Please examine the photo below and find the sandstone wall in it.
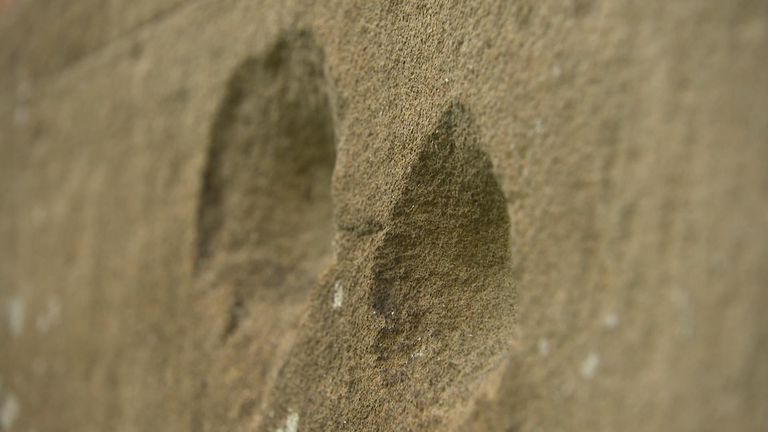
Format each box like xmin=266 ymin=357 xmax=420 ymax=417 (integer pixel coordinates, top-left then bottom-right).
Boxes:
xmin=1 ymin=1 xmax=766 ymax=431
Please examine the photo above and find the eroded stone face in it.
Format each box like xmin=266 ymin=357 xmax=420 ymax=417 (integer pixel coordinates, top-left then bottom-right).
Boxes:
xmin=190 ymin=31 xmax=517 ymax=431
xmin=256 ymin=102 xmax=516 ymax=431
xmin=3 ymin=2 xmax=768 ymax=431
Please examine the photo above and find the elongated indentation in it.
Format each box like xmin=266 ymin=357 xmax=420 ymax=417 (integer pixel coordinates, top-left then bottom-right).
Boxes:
xmin=371 ymin=103 xmax=513 ymax=369
xmin=191 ymin=31 xmax=336 ymax=432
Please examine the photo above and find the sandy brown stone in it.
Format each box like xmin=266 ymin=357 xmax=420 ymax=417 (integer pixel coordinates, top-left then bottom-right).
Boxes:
xmin=0 ymin=1 xmax=766 ymax=431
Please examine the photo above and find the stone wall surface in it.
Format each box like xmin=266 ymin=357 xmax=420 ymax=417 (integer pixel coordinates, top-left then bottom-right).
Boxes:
xmin=0 ymin=1 xmax=766 ymax=431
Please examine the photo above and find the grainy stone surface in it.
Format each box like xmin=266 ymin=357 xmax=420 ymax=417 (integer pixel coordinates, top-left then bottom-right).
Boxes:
xmin=0 ymin=1 xmax=766 ymax=431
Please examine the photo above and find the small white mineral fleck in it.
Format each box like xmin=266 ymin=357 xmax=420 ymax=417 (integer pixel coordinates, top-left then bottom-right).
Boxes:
xmin=580 ymin=352 xmax=600 ymax=379
xmin=0 ymin=393 xmax=20 ymax=429
xmin=603 ymin=312 xmax=619 ymax=329
xmin=35 ymin=297 xmax=62 ymax=334
xmin=332 ymin=281 xmax=344 ymax=309
xmin=7 ymin=297 xmax=25 ymax=337
xmin=538 ymin=338 xmax=550 ymax=356
xmin=552 ymin=65 xmax=562 ymax=79
xmin=275 ymin=412 xmax=299 ymax=432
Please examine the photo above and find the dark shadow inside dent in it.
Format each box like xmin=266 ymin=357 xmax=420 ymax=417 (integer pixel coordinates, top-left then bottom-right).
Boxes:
xmin=195 ymin=30 xmax=336 ymax=339
xmin=371 ymin=103 xmax=514 ymax=369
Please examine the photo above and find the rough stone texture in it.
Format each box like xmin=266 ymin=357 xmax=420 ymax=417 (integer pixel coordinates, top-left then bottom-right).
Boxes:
xmin=1 ymin=1 xmax=767 ymax=431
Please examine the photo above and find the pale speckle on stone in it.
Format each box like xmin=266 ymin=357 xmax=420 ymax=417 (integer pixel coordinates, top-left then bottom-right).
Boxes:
xmin=35 ymin=297 xmax=62 ymax=334
xmin=332 ymin=281 xmax=344 ymax=309
xmin=671 ymin=286 xmax=694 ymax=337
xmin=410 ymin=346 xmax=425 ymax=359
xmin=275 ymin=412 xmax=299 ymax=432
xmin=17 ymin=81 xmax=31 ymax=100
xmin=559 ymin=378 xmax=576 ymax=398
xmin=0 ymin=392 xmax=20 ymax=430
xmin=738 ymin=17 xmax=767 ymax=44
xmin=551 ymin=64 xmax=562 ymax=79
xmin=32 ymin=358 xmax=47 ymax=376
xmin=538 ymin=338 xmax=550 ymax=356
xmin=13 ymin=81 xmax=31 ymax=128
xmin=580 ymin=352 xmax=600 ymax=379
xmin=13 ymin=105 xmax=29 ymax=127
xmin=30 ymin=205 xmax=47 ymax=226
xmin=7 ymin=297 xmax=26 ymax=337
xmin=603 ymin=312 xmax=619 ymax=329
